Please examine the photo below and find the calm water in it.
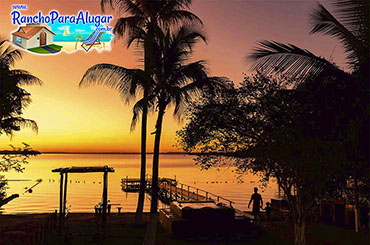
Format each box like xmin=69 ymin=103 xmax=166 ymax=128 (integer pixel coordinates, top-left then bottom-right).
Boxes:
xmin=2 ymin=154 xmax=279 ymax=214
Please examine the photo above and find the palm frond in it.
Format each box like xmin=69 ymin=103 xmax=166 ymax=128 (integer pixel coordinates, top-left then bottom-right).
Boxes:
xmin=169 ymin=60 xmax=208 ymax=86
xmin=113 ymin=16 xmax=146 ymax=40
xmin=0 ymin=39 xmax=41 ymax=138
xmin=1 ymin=117 xmax=38 ymax=137
xmin=21 ymin=94 xmax=32 ymax=108
xmin=101 ymin=0 xmax=145 ymax=16
xmin=310 ymin=2 xmax=369 ymax=68
xmin=248 ymin=40 xmax=341 ymax=81
xmin=160 ymin=0 xmax=193 ymax=12
xmin=159 ymin=10 xmax=203 ymax=28
xmin=125 ymin=27 xmax=147 ymax=48
xmin=159 ymin=26 xmax=207 ymax=75
xmin=172 ymin=25 xmax=207 ymax=50
xmin=15 ymin=118 xmax=38 ymax=134
xmin=9 ymin=70 xmax=43 ymax=86
xmin=100 ymin=0 xmax=113 ymax=13
xmin=0 ymin=39 xmax=9 ymax=56
xmin=80 ymin=63 xmax=149 ymax=103
xmin=170 ymin=76 xmax=229 ymax=120
xmin=332 ymin=0 xmax=369 ymax=44
xmin=180 ymin=76 xmax=229 ymax=96
xmin=121 ymin=0 xmax=146 ymax=16
xmin=0 ymin=42 xmax=23 ymax=67
xmin=131 ymin=94 xmax=156 ymax=131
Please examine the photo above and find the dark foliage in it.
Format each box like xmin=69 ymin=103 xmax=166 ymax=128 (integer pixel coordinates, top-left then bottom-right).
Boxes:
xmin=0 ymin=39 xmax=42 ymax=137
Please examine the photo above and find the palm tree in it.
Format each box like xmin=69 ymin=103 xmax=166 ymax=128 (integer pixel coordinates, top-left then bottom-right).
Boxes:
xmin=0 ymin=39 xmax=42 ymax=137
xmin=98 ymin=0 xmax=203 ymax=224
xmin=142 ymin=25 xmax=227 ymax=245
xmin=74 ymin=33 xmax=84 ymax=50
xmin=247 ymin=1 xmax=369 ymax=243
xmin=248 ymin=1 xmax=369 ymax=83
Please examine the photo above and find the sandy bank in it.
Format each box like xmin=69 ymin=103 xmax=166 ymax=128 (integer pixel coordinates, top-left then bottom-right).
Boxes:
xmin=54 ymin=41 xmax=111 ymax=53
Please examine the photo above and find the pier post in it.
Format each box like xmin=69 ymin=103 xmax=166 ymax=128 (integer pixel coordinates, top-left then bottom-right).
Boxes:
xmin=169 ymin=183 xmax=172 ymax=202
xmin=196 ymin=189 xmax=199 ymax=201
xmin=206 ymin=192 xmax=208 ymax=201
xmin=164 ymin=182 xmax=167 ymax=201
xmin=188 ymin=186 xmax=190 ymax=199
xmin=175 ymin=183 xmax=178 ymax=201
xmin=59 ymin=172 xmax=64 ymax=231
xmin=102 ymin=171 xmax=108 ymax=226
xmin=181 ymin=184 xmax=183 ymax=199
xmin=126 ymin=176 xmax=128 ymax=191
xmin=63 ymin=173 xmax=68 ymax=217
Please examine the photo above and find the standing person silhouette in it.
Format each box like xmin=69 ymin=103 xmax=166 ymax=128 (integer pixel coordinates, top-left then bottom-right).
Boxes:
xmin=248 ymin=187 xmax=263 ymax=220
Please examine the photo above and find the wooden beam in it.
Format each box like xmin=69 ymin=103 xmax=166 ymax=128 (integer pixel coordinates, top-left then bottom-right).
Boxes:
xmin=52 ymin=166 xmax=114 ymax=173
xmin=102 ymin=171 xmax=108 ymax=225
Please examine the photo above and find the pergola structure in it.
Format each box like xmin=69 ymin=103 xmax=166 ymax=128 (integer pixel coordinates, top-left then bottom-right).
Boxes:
xmin=52 ymin=166 xmax=115 ymax=228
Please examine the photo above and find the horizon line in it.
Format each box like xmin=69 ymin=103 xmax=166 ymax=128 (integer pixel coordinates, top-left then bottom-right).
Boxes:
xmin=39 ymin=151 xmax=195 ymax=155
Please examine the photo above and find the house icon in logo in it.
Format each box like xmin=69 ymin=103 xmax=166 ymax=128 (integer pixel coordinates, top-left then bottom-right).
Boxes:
xmin=11 ymin=23 xmax=55 ymax=49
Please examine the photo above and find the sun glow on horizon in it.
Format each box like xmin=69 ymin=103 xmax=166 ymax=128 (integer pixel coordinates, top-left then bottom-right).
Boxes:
xmin=0 ymin=0 xmax=347 ymax=153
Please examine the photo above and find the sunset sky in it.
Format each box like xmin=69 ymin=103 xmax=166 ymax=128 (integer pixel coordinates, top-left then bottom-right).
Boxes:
xmin=0 ymin=0 xmax=347 ymax=153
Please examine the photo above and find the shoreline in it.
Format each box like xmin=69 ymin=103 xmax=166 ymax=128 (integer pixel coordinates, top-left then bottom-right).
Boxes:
xmin=0 ymin=151 xmax=196 ymax=155
xmin=54 ymin=41 xmax=111 ymax=53
xmin=39 ymin=152 xmax=194 ymax=154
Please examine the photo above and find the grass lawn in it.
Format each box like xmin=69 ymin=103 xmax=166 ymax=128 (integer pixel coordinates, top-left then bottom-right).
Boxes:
xmin=48 ymin=44 xmax=63 ymax=51
xmin=27 ymin=47 xmax=50 ymax=54
xmin=0 ymin=213 xmax=368 ymax=245
xmin=28 ymin=44 xmax=63 ymax=54
xmin=264 ymin=221 xmax=369 ymax=245
xmin=306 ymin=222 xmax=369 ymax=245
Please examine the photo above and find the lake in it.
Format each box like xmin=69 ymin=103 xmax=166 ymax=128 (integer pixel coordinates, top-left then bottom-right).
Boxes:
xmin=2 ymin=154 xmax=279 ymax=214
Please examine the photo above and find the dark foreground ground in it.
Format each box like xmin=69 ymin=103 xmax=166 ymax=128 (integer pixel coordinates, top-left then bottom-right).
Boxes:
xmin=0 ymin=213 xmax=368 ymax=245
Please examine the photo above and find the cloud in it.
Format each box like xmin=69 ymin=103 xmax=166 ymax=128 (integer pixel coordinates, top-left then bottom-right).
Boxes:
xmin=75 ymin=29 xmax=88 ymax=33
xmin=57 ymin=26 xmax=69 ymax=31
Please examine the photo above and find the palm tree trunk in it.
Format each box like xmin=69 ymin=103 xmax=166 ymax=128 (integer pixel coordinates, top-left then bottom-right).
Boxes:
xmin=134 ymin=30 xmax=153 ymax=225
xmin=143 ymin=103 xmax=166 ymax=245
xmin=150 ymin=107 xmax=165 ymax=213
xmin=132 ymin=94 xmax=148 ymax=225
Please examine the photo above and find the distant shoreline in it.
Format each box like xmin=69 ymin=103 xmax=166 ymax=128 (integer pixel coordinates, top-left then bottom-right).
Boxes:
xmin=39 ymin=152 xmax=196 ymax=155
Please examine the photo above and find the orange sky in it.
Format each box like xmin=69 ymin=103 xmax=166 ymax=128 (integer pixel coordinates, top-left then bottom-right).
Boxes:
xmin=0 ymin=0 xmax=347 ymax=153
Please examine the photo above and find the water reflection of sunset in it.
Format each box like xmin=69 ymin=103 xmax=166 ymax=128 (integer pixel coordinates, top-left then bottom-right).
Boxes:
xmin=3 ymin=154 xmax=279 ymax=213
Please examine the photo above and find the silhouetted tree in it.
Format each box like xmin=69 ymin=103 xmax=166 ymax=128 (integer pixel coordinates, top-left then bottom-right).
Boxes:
xmin=138 ymin=25 xmax=227 ymax=244
xmin=0 ymin=38 xmax=42 ymax=206
xmin=0 ymin=143 xmax=40 ymax=206
xmin=247 ymin=0 xmax=369 ymax=235
xmin=177 ymin=72 xmax=360 ymax=245
xmin=0 ymin=39 xmax=42 ymax=136
xmin=97 ymin=0 xmax=202 ymax=226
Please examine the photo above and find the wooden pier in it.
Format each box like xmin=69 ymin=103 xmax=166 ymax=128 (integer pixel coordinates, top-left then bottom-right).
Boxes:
xmin=121 ymin=176 xmax=235 ymax=207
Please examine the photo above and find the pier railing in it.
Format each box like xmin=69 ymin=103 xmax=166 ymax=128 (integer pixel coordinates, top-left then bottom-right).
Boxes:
xmin=160 ymin=180 xmax=235 ymax=207
xmin=121 ymin=175 xmax=236 ymax=208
